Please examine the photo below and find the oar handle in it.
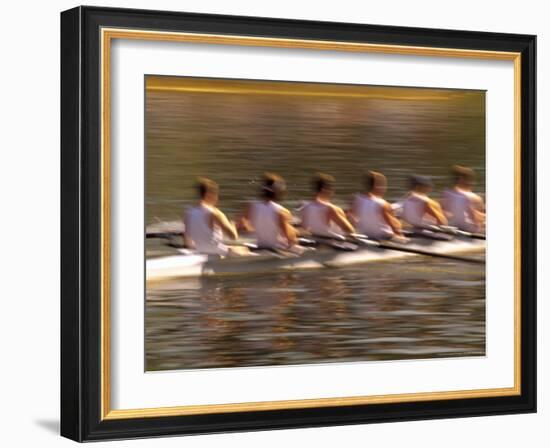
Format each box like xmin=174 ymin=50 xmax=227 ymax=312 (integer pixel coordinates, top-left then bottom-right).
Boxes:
xmin=425 ymin=225 xmax=486 ymax=240
xmin=146 ymin=230 xmax=183 ymax=239
xmin=377 ymin=241 xmax=484 ymax=264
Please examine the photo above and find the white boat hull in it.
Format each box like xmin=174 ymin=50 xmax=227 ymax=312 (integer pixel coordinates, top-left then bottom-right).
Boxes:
xmin=146 ymin=237 xmax=485 ymax=283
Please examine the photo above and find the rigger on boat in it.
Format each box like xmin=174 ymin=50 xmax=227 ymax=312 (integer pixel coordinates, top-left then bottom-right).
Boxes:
xmin=146 ymin=169 xmax=486 ymax=282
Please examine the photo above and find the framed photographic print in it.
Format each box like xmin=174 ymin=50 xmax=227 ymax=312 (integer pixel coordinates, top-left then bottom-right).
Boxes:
xmin=60 ymin=6 xmax=536 ymax=442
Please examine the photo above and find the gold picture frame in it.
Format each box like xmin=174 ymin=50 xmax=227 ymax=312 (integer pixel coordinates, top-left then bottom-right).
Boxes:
xmin=61 ymin=6 xmax=536 ymax=441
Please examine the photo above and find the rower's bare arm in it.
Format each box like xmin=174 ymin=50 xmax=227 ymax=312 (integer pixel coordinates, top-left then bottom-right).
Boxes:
xmin=212 ymin=208 xmax=238 ymax=240
xmin=440 ymin=192 xmax=452 ymax=219
xmin=278 ymin=208 xmax=298 ymax=246
xmin=237 ymin=204 xmax=253 ymax=232
xmin=471 ymin=209 xmax=485 ymax=229
xmin=462 ymin=202 xmax=478 ymax=226
xmin=469 ymin=198 xmax=486 ymax=227
xmin=329 ymin=204 xmax=355 ymax=234
xmin=426 ymin=199 xmax=448 ymax=226
xmin=382 ymin=202 xmax=403 ymax=235
xmin=473 ymin=194 xmax=486 ymax=213
xmin=473 ymin=209 xmax=486 ymax=224
xmin=347 ymin=197 xmax=358 ymax=224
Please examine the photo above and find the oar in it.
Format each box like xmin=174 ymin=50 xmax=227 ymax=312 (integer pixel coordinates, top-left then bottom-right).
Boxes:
xmin=146 ymin=230 xmax=183 ymax=239
xmin=423 ymin=225 xmax=486 ymax=240
xmin=351 ymin=237 xmax=484 ymax=264
xmin=312 ymin=233 xmax=483 ymax=263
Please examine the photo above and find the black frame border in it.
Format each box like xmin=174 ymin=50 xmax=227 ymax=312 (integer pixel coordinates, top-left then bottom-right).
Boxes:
xmin=61 ymin=6 xmax=536 ymax=442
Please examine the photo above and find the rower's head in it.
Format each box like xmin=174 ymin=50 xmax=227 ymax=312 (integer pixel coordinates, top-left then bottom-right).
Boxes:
xmin=452 ymin=165 xmax=476 ymax=190
xmin=196 ymin=177 xmax=219 ymax=205
xmin=410 ymin=175 xmax=433 ymax=194
xmin=313 ymin=172 xmax=335 ymax=199
xmin=365 ymin=171 xmax=387 ymax=196
xmin=261 ymin=172 xmax=286 ymax=201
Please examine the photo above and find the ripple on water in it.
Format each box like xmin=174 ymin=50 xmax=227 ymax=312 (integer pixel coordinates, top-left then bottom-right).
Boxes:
xmin=146 ymin=256 xmax=486 ymax=371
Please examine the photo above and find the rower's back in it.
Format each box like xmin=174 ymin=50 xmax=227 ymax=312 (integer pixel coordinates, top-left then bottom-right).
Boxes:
xmin=442 ymin=166 xmax=483 ymax=232
xmin=185 ymin=204 xmax=227 ymax=255
xmin=301 ymin=201 xmax=339 ymax=237
xmin=442 ymin=188 xmax=479 ymax=231
xmin=249 ymin=200 xmax=285 ymax=248
xmin=401 ymin=175 xmax=441 ymax=228
xmin=354 ymin=194 xmax=393 ymax=239
xmin=402 ymin=193 xmax=434 ymax=227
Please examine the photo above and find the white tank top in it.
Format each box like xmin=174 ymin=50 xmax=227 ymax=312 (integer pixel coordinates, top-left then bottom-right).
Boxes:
xmin=184 ymin=205 xmax=228 ymax=255
xmin=301 ymin=201 xmax=341 ymax=237
xmin=402 ymin=193 xmax=436 ymax=227
xmin=354 ymin=194 xmax=393 ymax=239
xmin=442 ymin=188 xmax=478 ymax=231
xmin=250 ymin=201 xmax=286 ymax=248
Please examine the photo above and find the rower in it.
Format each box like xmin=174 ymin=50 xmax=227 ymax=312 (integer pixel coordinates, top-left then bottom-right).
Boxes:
xmin=300 ymin=173 xmax=355 ymax=238
xmin=239 ymin=173 xmax=300 ymax=251
xmin=401 ymin=175 xmax=448 ymax=229
xmin=441 ymin=165 xmax=485 ymax=232
xmin=349 ymin=171 xmax=405 ymax=241
xmin=183 ymin=178 xmax=244 ymax=256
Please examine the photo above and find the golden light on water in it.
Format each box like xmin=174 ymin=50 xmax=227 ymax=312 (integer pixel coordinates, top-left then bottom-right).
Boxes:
xmin=146 ymin=75 xmax=483 ymax=101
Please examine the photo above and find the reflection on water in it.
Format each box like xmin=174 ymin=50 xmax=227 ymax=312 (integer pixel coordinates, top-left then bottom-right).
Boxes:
xmin=146 ymin=257 xmax=485 ymax=371
xmin=145 ymin=78 xmax=486 ymax=371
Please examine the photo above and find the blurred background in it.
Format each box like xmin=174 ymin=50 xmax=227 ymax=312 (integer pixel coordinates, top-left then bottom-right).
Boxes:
xmin=146 ymin=76 xmax=485 ymax=221
xmin=145 ymin=76 xmax=486 ymax=371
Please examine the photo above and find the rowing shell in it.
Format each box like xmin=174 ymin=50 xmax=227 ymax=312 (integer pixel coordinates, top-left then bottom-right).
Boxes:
xmin=146 ymin=236 xmax=485 ymax=283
